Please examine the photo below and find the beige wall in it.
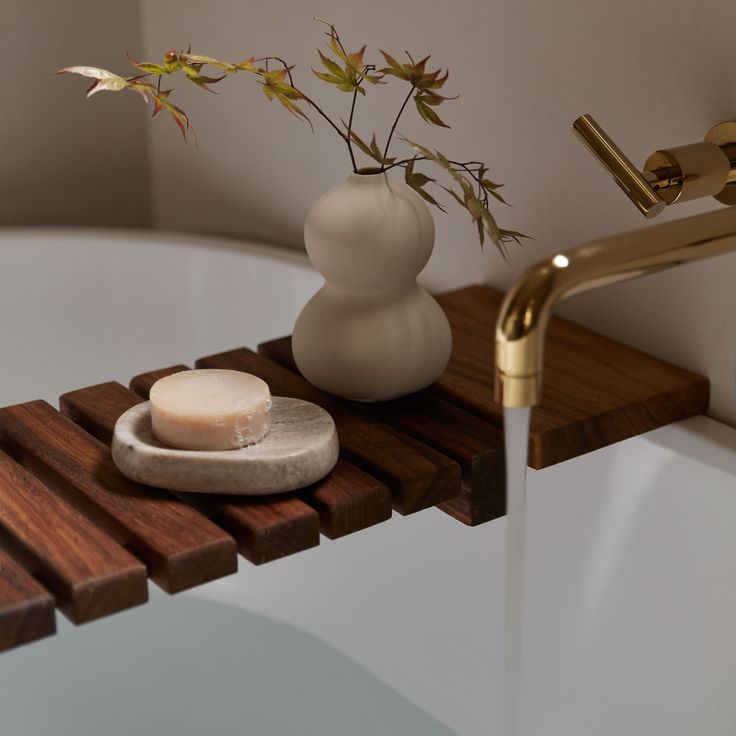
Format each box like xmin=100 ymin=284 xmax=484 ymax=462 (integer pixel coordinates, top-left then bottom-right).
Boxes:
xmin=0 ymin=0 xmax=151 ymax=227
xmin=140 ymin=0 xmax=736 ymax=426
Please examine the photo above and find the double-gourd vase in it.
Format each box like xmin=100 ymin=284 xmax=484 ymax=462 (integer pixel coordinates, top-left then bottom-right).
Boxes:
xmin=293 ymin=171 xmax=452 ymax=401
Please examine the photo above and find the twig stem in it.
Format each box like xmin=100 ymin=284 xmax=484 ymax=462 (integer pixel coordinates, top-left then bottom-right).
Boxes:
xmin=380 ymin=85 xmax=415 ymax=170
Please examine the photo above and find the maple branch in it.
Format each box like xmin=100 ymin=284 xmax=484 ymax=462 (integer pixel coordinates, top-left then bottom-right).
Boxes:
xmin=381 ymin=85 xmax=416 ymax=171
xmin=57 ymin=20 xmax=528 ymax=255
xmin=345 ymin=65 xmax=375 ymax=173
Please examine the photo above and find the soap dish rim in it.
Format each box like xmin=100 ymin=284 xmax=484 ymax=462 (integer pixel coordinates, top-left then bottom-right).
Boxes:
xmin=111 ymin=397 xmax=339 ymax=495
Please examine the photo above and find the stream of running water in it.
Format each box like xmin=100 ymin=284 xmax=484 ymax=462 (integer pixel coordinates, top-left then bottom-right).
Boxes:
xmin=503 ymin=406 xmax=531 ymax=736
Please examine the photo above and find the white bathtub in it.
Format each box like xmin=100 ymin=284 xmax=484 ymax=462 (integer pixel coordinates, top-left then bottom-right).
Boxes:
xmin=2 ymin=229 xmax=736 ymax=736
xmin=0 ymin=228 xmax=321 ymax=409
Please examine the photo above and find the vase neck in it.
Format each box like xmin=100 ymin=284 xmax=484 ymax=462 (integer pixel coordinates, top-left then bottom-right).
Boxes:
xmin=346 ymin=171 xmax=391 ymax=189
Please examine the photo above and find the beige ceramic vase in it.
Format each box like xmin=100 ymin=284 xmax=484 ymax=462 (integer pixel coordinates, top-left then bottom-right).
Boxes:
xmin=292 ymin=170 xmax=452 ymax=402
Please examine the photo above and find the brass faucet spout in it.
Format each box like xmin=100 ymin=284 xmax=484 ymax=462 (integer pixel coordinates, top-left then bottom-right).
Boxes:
xmin=495 ymin=207 xmax=736 ymax=407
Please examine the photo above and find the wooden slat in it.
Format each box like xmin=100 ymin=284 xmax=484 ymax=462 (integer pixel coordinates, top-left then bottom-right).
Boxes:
xmin=0 ymin=549 xmax=56 ymax=652
xmin=199 ymin=492 xmax=319 ymax=564
xmin=380 ymin=396 xmax=504 ymax=524
xmin=129 ymin=365 xmax=189 ymax=398
xmin=60 ymin=382 xmax=322 ymax=564
xmin=435 ymin=285 xmax=710 ymax=468
xmin=258 ymin=337 xmax=505 ymax=525
xmin=295 ymin=461 xmax=393 ymax=537
xmin=61 ymin=380 xmax=144 ymax=446
xmin=0 ymin=401 xmax=237 ymax=592
xmin=196 ymin=349 xmax=462 ymax=515
xmin=128 ymin=370 xmax=393 ymax=540
xmin=0 ymin=449 xmax=147 ymax=623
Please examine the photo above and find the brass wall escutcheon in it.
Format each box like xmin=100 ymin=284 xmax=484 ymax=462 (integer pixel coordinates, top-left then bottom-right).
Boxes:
xmin=705 ymin=121 xmax=736 ymax=204
xmin=572 ymin=114 xmax=736 ymax=217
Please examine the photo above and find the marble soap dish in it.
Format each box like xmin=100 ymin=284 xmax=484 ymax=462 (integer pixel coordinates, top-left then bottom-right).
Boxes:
xmin=111 ymin=398 xmax=339 ymax=495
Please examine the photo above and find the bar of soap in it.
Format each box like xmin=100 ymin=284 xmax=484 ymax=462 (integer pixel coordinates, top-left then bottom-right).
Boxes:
xmin=150 ymin=369 xmax=271 ymax=451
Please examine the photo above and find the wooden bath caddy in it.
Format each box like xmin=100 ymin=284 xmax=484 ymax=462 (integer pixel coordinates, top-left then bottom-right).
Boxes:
xmin=0 ymin=285 xmax=709 ymax=653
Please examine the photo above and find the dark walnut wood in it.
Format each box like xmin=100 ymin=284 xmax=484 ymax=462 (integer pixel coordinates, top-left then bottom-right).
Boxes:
xmin=435 ymin=285 xmax=710 ymax=468
xmin=0 ymin=548 xmax=56 ymax=652
xmin=128 ymin=369 xmax=393 ymax=541
xmin=0 ymin=401 xmax=238 ymax=593
xmin=61 ymin=381 xmax=322 ymax=564
xmin=258 ymin=337 xmax=505 ymax=525
xmin=197 ymin=492 xmax=319 ymax=564
xmin=61 ymin=380 xmax=147 ymax=447
xmin=295 ymin=461 xmax=393 ymax=538
xmin=0 ymin=449 xmax=148 ymax=624
xmin=129 ymin=365 xmax=189 ymax=399
xmin=196 ymin=349 xmax=462 ymax=515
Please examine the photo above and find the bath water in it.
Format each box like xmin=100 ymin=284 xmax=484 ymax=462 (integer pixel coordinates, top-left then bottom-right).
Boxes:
xmin=503 ymin=407 xmax=531 ymax=736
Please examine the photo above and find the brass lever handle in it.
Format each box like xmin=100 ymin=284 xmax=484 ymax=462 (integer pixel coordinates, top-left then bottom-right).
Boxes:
xmin=573 ymin=114 xmax=736 ymax=218
xmin=572 ymin=114 xmax=666 ymax=218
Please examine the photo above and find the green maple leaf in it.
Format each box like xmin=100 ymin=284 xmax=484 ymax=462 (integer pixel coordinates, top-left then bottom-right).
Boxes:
xmin=348 ymin=130 xmax=394 ymax=165
xmin=414 ymin=92 xmax=450 ymax=128
xmin=404 ymin=158 xmax=445 ymax=211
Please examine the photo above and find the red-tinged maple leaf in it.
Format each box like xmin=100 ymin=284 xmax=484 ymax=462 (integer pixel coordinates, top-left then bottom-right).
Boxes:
xmin=144 ymin=88 xmax=191 ymax=140
xmin=126 ymin=78 xmax=157 ymax=102
xmin=312 ymin=22 xmax=383 ymax=93
xmin=257 ymin=67 xmax=313 ymax=128
xmin=380 ymin=52 xmax=453 ymax=93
